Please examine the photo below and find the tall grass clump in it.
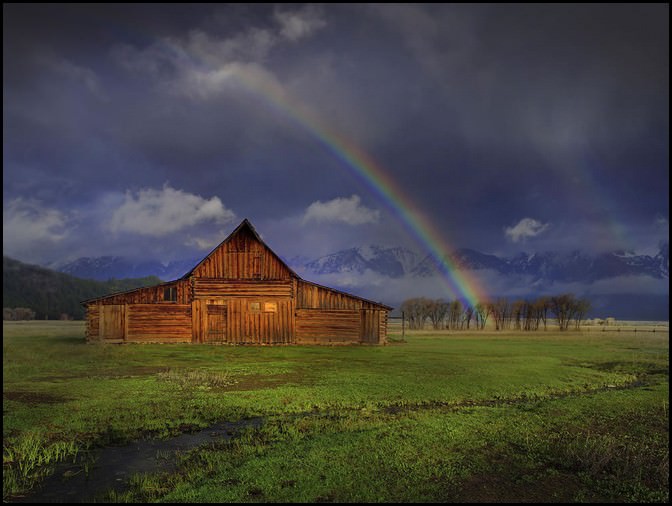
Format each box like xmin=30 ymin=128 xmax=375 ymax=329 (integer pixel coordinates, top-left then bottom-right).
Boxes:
xmin=156 ymin=368 xmax=238 ymax=389
xmin=3 ymin=432 xmax=80 ymax=500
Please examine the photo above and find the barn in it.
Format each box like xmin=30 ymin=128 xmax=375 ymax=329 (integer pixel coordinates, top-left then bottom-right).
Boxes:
xmin=82 ymin=219 xmax=391 ymax=345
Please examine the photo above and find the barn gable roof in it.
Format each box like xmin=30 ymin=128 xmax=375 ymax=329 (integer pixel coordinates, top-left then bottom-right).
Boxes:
xmin=80 ymin=279 xmax=178 ymax=305
xmin=298 ymin=278 xmax=393 ymax=311
xmin=181 ymin=218 xmax=298 ymax=279
xmin=81 ymin=219 xmax=392 ymax=310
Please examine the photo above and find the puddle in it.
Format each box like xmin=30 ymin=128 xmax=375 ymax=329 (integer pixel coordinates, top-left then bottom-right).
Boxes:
xmin=13 ymin=417 xmax=264 ymax=503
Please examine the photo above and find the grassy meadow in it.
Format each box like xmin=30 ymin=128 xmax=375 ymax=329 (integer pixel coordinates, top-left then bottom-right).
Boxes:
xmin=3 ymin=320 xmax=669 ymax=502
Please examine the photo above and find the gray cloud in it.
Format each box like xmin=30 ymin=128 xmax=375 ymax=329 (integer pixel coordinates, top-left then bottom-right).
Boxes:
xmin=3 ymin=198 xmax=72 ymax=264
xmin=2 ymin=3 xmax=668 ymax=287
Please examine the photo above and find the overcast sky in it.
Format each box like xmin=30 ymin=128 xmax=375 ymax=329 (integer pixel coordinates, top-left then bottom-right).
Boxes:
xmin=3 ymin=4 xmax=669 ymax=270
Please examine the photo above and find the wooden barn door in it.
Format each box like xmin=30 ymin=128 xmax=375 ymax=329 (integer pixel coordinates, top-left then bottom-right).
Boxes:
xmin=100 ymin=304 xmax=125 ymax=341
xmin=205 ymin=304 xmax=227 ymax=343
xmin=360 ymin=309 xmax=380 ymax=344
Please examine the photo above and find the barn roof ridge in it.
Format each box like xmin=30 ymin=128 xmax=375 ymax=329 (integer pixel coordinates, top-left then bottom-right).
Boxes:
xmin=80 ymin=218 xmax=392 ymax=310
xmin=180 ymin=218 xmax=300 ymax=280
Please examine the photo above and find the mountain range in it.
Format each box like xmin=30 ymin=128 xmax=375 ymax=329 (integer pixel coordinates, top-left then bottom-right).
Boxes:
xmin=5 ymin=240 xmax=669 ymax=320
xmin=54 ymin=242 xmax=669 ymax=284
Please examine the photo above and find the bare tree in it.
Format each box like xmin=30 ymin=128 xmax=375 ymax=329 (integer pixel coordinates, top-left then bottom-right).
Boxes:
xmin=12 ymin=307 xmax=36 ymax=321
xmin=474 ymin=302 xmax=490 ymax=330
xmin=572 ymin=298 xmax=591 ymax=330
xmin=489 ymin=298 xmax=511 ymax=331
xmin=447 ymin=300 xmax=463 ymax=330
xmin=522 ymin=300 xmax=536 ymax=331
xmin=427 ymin=299 xmax=449 ymax=329
xmin=511 ymin=299 xmax=526 ymax=330
xmin=463 ymin=305 xmax=474 ymax=330
xmin=401 ymin=297 xmax=433 ymax=330
xmin=535 ymin=296 xmax=551 ymax=330
xmin=551 ymin=294 xmax=576 ymax=331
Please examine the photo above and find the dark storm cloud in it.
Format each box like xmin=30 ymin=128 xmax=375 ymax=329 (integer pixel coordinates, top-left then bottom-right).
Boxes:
xmin=3 ymin=3 xmax=668 ymax=269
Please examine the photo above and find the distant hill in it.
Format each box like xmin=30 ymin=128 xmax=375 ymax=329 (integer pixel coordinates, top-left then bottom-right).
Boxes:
xmin=55 ymin=256 xmax=198 ymax=282
xmin=3 ymin=256 xmax=162 ymax=320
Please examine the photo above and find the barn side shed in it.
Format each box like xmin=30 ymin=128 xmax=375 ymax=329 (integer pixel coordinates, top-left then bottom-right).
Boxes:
xmin=82 ymin=219 xmax=392 ymax=345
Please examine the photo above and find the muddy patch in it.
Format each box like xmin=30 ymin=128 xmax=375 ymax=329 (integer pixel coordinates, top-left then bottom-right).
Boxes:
xmin=11 ymin=417 xmax=264 ymax=503
xmin=224 ymin=371 xmax=311 ymax=391
xmin=582 ymin=360 xmax=669 ymax=377
xmin=382 ymin=378 xmax=652 ymax=416
xmin=3 ymin=391 xmax=71 ymax=405
xmin=93 ymin=366 xmax=169 ymax=379
xmin=37 ymin=366 xmax=168 ymax=382
xmin=454 ymin=467 xmax=607 ymax=503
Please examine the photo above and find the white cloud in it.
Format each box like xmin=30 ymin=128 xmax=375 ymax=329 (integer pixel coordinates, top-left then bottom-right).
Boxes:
xmin=184 ymin=229 xmax=229 ymax=250
xmin=113 ymin=6 xmax=326 ymax=101
xmin=274 ymin=5 xmax=327 ymax=42
xmin=3 ymin=198 xmax=71 ymax=262
xmin=109 ymin=184 xmax=235 ymax=237
xmin=170 ymin=61 xmax=282 ymax=101
xmin=302 ymin=195 xmax=380 ymax=226
xmin=504 ymin=217 xmax=550 ymax=243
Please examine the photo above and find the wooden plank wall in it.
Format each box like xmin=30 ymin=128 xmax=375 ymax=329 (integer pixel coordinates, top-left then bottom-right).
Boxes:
xmin=240 ymin=298 xmax=294 ymax=344
xmin=100 ymin=304 xmax=125 ymax=342
xmin=297 ymin=281 xmax=364 ymax=310
xmin=84 ymin=223 xmax=391 ymax=345
xmin=85 ymin=304 xmax=100 ymax=341
xmin=193 ymin=279 xmax=292 ymax=298
xmin=191 ymin=227 xmax=292 ymax=280
xmin=93 ymin=279 xmax=191 ymax=305
xmin=126 ymin=304 xmax=192 ymax=343
xmin=379 ymin=310 xmax=388 ymax=344
xmin=295 ymin=309 xmax=361 ymax=344
xmin=360 ymin=309 xmax=380 ymax=344
xmin=192 ymin=297 xmax=294 ymax=345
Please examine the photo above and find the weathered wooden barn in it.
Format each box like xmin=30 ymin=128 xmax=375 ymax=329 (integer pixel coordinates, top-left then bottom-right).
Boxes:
xmin=82 ymin=219 xmax=391 ymax=345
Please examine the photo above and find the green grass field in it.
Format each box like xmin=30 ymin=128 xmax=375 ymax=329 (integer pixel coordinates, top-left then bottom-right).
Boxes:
xmin=3 ymin=321 xmax=669 ymax=502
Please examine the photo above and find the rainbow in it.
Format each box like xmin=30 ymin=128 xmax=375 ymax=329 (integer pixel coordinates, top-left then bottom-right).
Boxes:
xmin=213 ymin=65 xmax=489 ymax=307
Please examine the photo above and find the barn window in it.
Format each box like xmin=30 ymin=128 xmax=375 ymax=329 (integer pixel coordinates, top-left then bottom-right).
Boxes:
xmin=264 ymin=302 xmax=277 ymax=313
xmin=249 ymin=302 xmax=261 ymax=312
xmin=163 ymin=287 xmax=177 ymax=302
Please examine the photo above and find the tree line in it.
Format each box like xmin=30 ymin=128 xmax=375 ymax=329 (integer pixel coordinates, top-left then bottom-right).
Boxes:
xmin=3 ymin=256 xmax=163 ymax=320
xmin=400 ymin=294 xmax=591 ymax=331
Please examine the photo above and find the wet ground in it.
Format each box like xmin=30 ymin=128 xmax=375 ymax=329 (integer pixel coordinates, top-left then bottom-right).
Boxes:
xmin=14 ymin=417 xmax=264 ymax=503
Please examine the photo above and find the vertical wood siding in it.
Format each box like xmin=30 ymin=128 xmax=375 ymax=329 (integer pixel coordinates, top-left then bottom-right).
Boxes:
xmin=99 ymin=304 xmax=125 ymax=342
xmin=191 ymin=227 xmax=292 ymax=280
xmin=91 ymin=279 xmax=191 ymax=305
xmin=86 ymin=304 xmax=100 ymax=341
xmin=379 ymin=310 xmax=388 ymax=344
xmin=192 ymin=297 xmax=294 ymax=344
xmin=360 ymin=309 xmax=381 ymax=344
xmin=298 ymin=280 xmax=369 ymax=310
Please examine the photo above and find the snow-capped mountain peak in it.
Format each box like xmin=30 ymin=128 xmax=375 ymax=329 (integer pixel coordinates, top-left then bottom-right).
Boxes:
xmin=54 ymin=243 xmax=669 ymax=284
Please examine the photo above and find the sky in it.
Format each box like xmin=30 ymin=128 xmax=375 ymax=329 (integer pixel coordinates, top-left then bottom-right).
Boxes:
xmin=3 ymin=4 xmax=669 ymax=305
